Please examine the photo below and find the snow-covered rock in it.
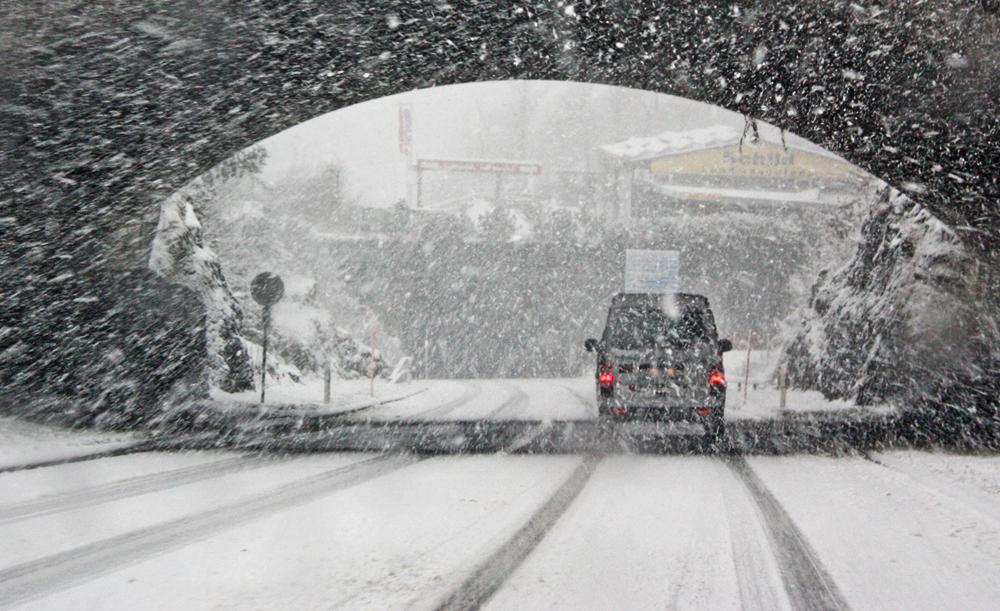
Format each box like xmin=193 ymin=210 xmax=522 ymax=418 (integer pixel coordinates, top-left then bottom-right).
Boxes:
xmin=149 ymin=192 xmax=255 ymax=393
xmin=783 ymin=187 xmax=999 ymax=415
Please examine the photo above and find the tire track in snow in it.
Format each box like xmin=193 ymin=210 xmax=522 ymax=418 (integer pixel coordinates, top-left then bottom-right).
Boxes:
xmin=0 ymin=454 xmax=281 ymax=525
xmin=407 ymin=381 xmax=483 ymax=419
xmin=0 ymin=442 xmax=155 ymax=475
xmin=561 ymin=384 xmax=595 ymax=412
xmin=501 ymin=385 xmax=591 ymax=454
xmin=716 ymin=460 xmax=792 ymax=611
xmin=0 ymin=434 xmax=221 ymax=475
xmin=314 ymin=386 xmax=431 ymax=419
xmin=561 ymin=384 xmax=601 ymax=425
xmin=0 ymin=453 xmax=424 ymax=608
xmin=435 ymin=455 xmax=601 ymax=611
xmin=501 ymin=428 xmax=545 ymax=454
xmin=483 ymin=381 xmax=529 ymax=420
xmin=724 ymin=455 xmax=849 ymax=611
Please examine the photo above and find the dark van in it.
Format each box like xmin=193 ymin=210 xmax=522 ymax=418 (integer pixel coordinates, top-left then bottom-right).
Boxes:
xmin=584 ymin=293 xmax=733 ymax=440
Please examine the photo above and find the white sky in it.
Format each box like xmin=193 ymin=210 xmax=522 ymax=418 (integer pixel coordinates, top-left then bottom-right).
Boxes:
xmin=257 ymin=80 xmax=821 ymax=208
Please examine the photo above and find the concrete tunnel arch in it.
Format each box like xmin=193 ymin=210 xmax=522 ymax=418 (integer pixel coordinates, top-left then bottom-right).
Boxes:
xmin=2 ymin=1 xmax=997 ymax=419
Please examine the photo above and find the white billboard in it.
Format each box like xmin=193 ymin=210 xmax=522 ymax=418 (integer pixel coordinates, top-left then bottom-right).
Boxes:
xmin=624 ymin=249 xmax=680 ymax=293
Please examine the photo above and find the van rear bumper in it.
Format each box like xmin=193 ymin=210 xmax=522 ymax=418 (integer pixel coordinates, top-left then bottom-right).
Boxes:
xmin=602 ymin=386 xmax=720 ymax=406
xmin=599 ymin=399 xmax=724 ymax=422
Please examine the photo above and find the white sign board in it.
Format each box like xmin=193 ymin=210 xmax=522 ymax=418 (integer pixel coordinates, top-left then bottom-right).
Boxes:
xmin=624 ymin=249 xmax=680 ymax=293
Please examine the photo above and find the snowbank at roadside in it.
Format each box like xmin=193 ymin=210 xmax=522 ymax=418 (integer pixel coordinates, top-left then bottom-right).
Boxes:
xmin=0 ymin=417 xmax=141 ymax=470
xmin=722 ymin=349 xmax=892 ymax=420
xmin=209 ymin=376 xmax=427 ymax=417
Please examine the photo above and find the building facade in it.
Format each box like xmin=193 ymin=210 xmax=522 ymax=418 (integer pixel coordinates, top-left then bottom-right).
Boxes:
xmin=598 ymin=126 xmax=868 ymax=220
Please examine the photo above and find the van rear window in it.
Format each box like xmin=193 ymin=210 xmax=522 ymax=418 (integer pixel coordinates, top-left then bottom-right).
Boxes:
xmin=604 ymin=306 xmax=709 ymax=349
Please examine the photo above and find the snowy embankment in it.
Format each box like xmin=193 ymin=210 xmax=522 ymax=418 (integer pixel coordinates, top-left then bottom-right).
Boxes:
xmin=207 ymin=330 xmax=416 ymax=418
xmin=209 ymin=378 xmax=428 ymax=417
xmin=0 ymin=417 xmax=141 ymax=471
xmin=722 ymin=349 xmax=890 ymax=420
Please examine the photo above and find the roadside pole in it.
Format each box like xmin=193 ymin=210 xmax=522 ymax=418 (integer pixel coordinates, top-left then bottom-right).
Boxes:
xmin=324 ymin=359 xmax=332 ymax=404
xmin=260 ymin=305 xmax=270 ymax=404
xmin=423 ymin=328 xmax=430 ymax=380
xmin=778 ymin=364 xmax=788 ymax=411
xmin=370 ymin=325 xmax=377 ymax=398
xmin=250 ymin=272 xmax=284 ymax=406
xmin=743 ymin=329 xmax=752 ymax=404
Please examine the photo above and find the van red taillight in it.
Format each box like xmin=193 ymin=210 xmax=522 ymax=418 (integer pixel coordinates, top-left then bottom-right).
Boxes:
xmin=598 ymin=371 xmax=615 ymax=386
xmin=708 ymin=371 xmax=725 ymax=386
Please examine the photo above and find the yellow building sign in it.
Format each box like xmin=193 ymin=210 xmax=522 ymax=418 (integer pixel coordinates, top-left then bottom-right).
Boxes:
xmin=648 ymin=141 xmax=859 ymax=182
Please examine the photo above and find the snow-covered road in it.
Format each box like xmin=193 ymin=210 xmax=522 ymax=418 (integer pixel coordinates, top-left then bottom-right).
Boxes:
xmin=1 ymin=451 xmax=997 ymax=609
xmin=0 ymin=384 xmax=996 ymax=610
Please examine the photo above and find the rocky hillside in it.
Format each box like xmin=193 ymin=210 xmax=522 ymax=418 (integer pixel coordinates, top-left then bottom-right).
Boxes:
xmin=783 ymin=187 xmax=999 ymax=421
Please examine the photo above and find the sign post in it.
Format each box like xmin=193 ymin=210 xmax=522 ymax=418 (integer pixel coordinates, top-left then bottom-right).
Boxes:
xmin=250 ymin=272 xmax=284 ymax=404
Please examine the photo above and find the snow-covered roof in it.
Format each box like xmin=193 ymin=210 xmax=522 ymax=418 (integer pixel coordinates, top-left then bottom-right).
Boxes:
xmin=601 ymin=125 xmax=739 ymax=160
xmin=600 ymin=125 xmax=840 ymax=162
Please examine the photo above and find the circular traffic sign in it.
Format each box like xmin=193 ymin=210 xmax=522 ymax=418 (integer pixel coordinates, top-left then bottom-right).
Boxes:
xmin=250 ymin=272 xmax=284 ymax=306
